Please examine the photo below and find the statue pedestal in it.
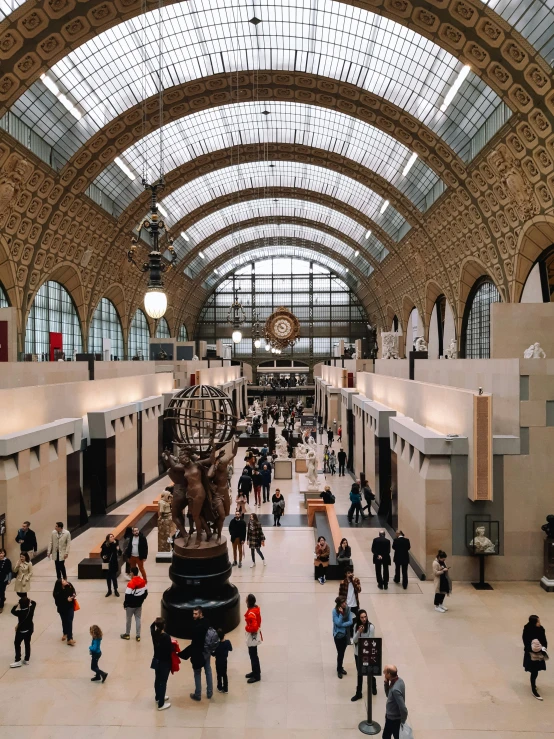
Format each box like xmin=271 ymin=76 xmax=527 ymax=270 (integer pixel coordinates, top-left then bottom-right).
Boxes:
xmin=161 ymin=534 xmax=240 ymax=638
xmin=300 ymin=473 xmax=326 ymax=493
xmin=295 ymin=458 xmax=307 ymax=473
xmin=274 ymin=458 xmax=293 ymax=479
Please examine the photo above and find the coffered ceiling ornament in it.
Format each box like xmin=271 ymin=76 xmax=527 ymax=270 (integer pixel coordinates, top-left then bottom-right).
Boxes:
xmin=487 ymin=144 xmax=540 ymax=222
xmin=264 ymin=306 xmax=301 ymax=350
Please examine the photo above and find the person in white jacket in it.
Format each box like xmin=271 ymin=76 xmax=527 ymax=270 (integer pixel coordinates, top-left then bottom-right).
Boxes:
xmin=351 ymin=609 xmax=377 ymax=702
xmin=47 ymin=522 xmax=71 ymax=579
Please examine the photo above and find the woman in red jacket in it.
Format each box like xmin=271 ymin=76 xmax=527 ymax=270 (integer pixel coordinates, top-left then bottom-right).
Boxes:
xmin=244 ymin=593 xmax=262 ymax=684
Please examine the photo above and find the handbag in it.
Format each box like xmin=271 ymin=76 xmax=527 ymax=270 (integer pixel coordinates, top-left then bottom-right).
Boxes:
xmin=73 ymin=598 xmax=80 ymax=612
xmin=150 ymin=657 xmax=160 ymax=670
xmin=101 ymin=562 xmax=109 ymax=570
xmin=399 ymin=723 xmax=414 ymax=739
xmin=246 ymin=630 xmax=262 ymax=647
xmin=529 ymin=651 xmax=547 ymax=661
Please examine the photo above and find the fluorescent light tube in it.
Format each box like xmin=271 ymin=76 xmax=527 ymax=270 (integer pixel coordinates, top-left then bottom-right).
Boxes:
xmin=440 ymin=65 xmax=471 ymax=112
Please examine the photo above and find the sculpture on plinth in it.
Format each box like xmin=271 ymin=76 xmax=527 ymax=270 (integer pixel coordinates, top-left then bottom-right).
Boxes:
xmin=381 ymin=332 xmax=399 ymax=359
xmin=524 ymin=342 xmax=547 ymax=359
xmin=158 ymin=488 xmax=175 ymax=552
xmin=275 ymin=434 xmax=289 ymax=459
xmin=414 ymin=336 xmax=427 ymax=352
xmin=469 ymin=525 xmax=497 ymax=554
xmin=445 ymin=338 xmax=457 ymax=359
xmin=160 ymin=385 xmax=240 ymax=638
xmin=306 ymin=449 xmax=320 ymax=491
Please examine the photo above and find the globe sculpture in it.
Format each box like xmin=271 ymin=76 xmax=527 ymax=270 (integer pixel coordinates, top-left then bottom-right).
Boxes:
xmin=161 ymin=385 xmax=240 ymax=638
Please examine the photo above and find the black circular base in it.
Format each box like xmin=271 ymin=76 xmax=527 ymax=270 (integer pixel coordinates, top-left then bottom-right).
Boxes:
xmin=358 ymin=720 xmax=381 ymax=735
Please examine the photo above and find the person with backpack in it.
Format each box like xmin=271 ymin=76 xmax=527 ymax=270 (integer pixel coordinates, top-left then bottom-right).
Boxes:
xmin=184 ymin=606 xmax=215 ymax=701
xmin=214 ymin=628 xmax=233 ymax=693
xmin=347 ymin=483 xmax=366 ymax=524
xmin=319 ymin=486 xmax=335 ymax=504
xmin=10 ymin=595 xmax=36 ymax=667
xmin=120 ymin=566 xmax=148 ymax=641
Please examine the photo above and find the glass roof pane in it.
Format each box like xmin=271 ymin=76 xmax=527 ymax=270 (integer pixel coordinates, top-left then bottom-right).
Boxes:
xmin=185 ymin=197 xmax=389 ymax=262
xmin=186 ymin=222 xmax=373 ymax=277
xmin=10 ymin=0 xmax=504 ymax=163
xmin=159 ymin=160 xmax=407 ymax=242
xmin=482 ymin=0 xmax=554 ymax=66
xmin=92 ymin=101 xmax=439 ymax=211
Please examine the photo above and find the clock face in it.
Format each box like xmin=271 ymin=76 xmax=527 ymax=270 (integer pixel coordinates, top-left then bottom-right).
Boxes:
xmin=274 ymin=317 xmax=293 ymax=338
xmin=265 ymin=307 xmax=300 ymax=349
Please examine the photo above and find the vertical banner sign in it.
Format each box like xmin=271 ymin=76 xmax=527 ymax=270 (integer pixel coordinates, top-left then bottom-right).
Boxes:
xmin=359 ymin=637 xmax=382 ymax=676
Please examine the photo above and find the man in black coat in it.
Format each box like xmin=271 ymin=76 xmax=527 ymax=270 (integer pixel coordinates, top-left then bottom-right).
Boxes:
xmin=229 ymin=511 xmax=247 ymax=568
xmin=238 ymin=472 xmax=253 ymax=504
xmin=371 ymin=530 xmax=391 ymax=590
xmin=392 ymin=530 xmax=411 ymax=589
xmin=15 ymin=522 xmax=38 ymax=559
xmin=125 ymin=527 xmax=148 ymax=582
xmin=337 ymin=448 xmax=347 ymax=476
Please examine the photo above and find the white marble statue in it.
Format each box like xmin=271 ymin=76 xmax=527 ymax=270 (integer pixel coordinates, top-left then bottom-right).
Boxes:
xmin=469 ymin=526 xmax=496 ymax=554
xmin=444 ymin=338 xmax=457 ymax=359
xmin=192 ymin=354 xmax=199 ymax=360
xmin=381 ymin=332 xmax=399 ymax=359
xmin=295 ymin=442 xmax=309 ymax=459
xmin=524 ymin=342 xmax=546 ymax=359
xmin=414 ymin=336 xmax=427 ymax=352
xmin=306 ymin=449 xmax=320 ymax=491
xmin=275 ymin=434 xmax=289 ymax=459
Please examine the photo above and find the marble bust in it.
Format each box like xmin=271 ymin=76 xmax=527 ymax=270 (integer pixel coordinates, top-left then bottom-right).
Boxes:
xmin=524 ymin=342 xmax=546 ymax=359
xmin=541 ymin=515 xmax=554 ymax=539
xmin=414 ymin=336 xmax=427 ymax=352
xmin=470 ymin=525 xmax=496 ymax=554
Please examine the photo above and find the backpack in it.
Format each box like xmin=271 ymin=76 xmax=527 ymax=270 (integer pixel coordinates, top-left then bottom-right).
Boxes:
xmin=329 ymin=492 xmax=336 ymax=503
xmin=204 ymin=626 xmax=220 ymax=655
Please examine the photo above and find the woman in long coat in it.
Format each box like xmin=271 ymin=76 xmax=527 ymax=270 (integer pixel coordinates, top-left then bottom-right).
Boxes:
xmin=13 ymin=553 xmax=33 ymax=596
xmin=247 ymin=513 xmax=266 ymax=568
xmin=100 ymin=533 xmax=121 ymax=597
xmin=523 ymin=615 xmax=548 ymax=700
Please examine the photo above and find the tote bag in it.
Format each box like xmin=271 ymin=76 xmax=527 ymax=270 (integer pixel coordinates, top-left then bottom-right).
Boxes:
xmin=399 ymin=723 xmax=414 ymax=739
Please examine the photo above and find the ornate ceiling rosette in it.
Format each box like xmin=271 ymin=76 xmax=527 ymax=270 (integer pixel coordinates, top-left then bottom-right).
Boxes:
xmin=264 ymin=306 xmax=301 ymax=350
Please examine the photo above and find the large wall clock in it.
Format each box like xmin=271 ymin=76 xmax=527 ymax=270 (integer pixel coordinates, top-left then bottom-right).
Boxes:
xmin=264 ymin=306 xmax=301 ymax=349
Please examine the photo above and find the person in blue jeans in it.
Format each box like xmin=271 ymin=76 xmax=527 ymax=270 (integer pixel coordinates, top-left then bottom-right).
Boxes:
xmin=151 ymin=618 xmax=172 ymax=710
xmin=214 ymin=628 xmax=233 ymax=693
xmin=180 ymin=606 xmax=213 ymax=701
xmin=89 ymin=625 xmax=108 ymax=682
xmin=332 ymin=596 xmax=353 ymax=679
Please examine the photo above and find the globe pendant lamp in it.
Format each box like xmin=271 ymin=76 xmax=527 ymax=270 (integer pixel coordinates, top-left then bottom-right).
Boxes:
xmin=265 ymin=343 xmax=271 ymax=352
xmin=232 ymin=329 xmax=243 ymax=344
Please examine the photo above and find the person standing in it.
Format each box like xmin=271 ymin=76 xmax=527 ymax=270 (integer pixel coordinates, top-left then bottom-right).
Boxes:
xmin=238 ymin=468 xmax=253 ymax=505
xmin=101 ymin=533 xmax=121 ymax=597
xmin=271 ymin=489 xmax=285 ymax=526
xmin=47 ymin=522 xmax=71 ymax=579
xmin=260 ymin=463 xmax=272 ymax=503
xmin=351 ymin=609 xmax=377 ymax=701
xmin=383 ymin=664 xmax=408 ymax=739
xmin=214 ymin=628 xmax=233 ymax=693
xmin=13 ymin=552 xmax=33 ymax=597
xmin=338 ymin=424 xmax=342 ymax=442
xmin=151 ymin=617 xmax=172 ymax=710
xmin=348 ymin=483 xmax=366 ymax=524
xmin=522 ymin=615 xmax=548 ymax=700
xmin=329 ymin=449 xmax=337 ymax=475
xmin=314 ymin=535 xmax=330 ymax=584
xmin=319 ymin=486 xmax=335 ymax=504
xmin=327 ymin=427 xmax=334 ymax=445
xmin=332 ymin=596 xmax=353 ymax=679
xmin=337 ymin=448 xmax=347 ymax=476
xmin=53 ymin=577 xmax=77 ymax=645
xmin=89 ymin=625 xmax=108 ymax=682
xmin=0 ymin=548 xmax=12 ymax=613
xmin=15 ymin=521 xmax=37 ymax=559
xmin=323 ymin=445 xmax=330 ymax=474
xmin=125 ymin=526 xmax=148 ymax=582
xmin=229 ymin=511 xmax=247 ymax=568
xmin=244 ymin=593 xmax=262 ymax=683
xmin=184 ymin=606 xmax=213 ymax=701
xmin=338 ymin=569 xmax=361 ymax=635
xmin=247 ymin=513 xmax=266 ymax=567
xmin=432 ymin=550 xmax=452 ymax=612
xmin=361 ymin=479 xmax=375 ymax=516
xmin=372 ymin=530 xmax=391 ymax=590
xmin=10 ymin=595 xmax=36 ymax=668
xmin=392 ymin=531 xmax=411 ymax=589
xmin=336 ymin=538 xmax=352 ymax=574
xmin=120 ymin=566 xmax=148 ymax=641
xmin=252 ymin=469 xmax=262 ymax=507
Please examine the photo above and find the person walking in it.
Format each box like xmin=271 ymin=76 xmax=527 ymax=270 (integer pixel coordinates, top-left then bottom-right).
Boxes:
xmin=238 ymin=468 xmax=253 ymax=505
xmin=120 ymin=566 xmax=148 ymax=641
xmin=329 ymin=449 xmax=337 ymax=475
xmin=10 ymin=595 xmax=36 ymax=668
xmin=432 ymin=550 xmax=452 ymax=612
xmin=13 ymin=552 xmax=33 ymax=597
xmin=53 ymin=577 xmax=77 ymax=645
xmin=337 ymin=448 xmax=347 ymax=476
xmin=247 ymin=513 xmax=266 ymax=567
xmin=245 ymin=593 xmax=262 ymax=683
xmin=101 ymin=533 xmax=121 ymax=597
xmin=338 ymin=569 xmax=361 ymax=636
xmin=184 ymin=606 xmax=214 ymax=702
xmin=392 ymin=531 xmax=411 ymax=590
xmin=383 ymin=664 xmax=408 ymax=739
xmin=271 ymin=489 xmax=285 ymax=526
xmin=214 ymin=628 xmax=233 ymax=693
xmin=338 ymin=424 xmax=342 ymax=442
xmin=0 ymin=548 xmax=13 ymax=613
xmin=260 ymin=463 xmax=272 ymax=503
xmin=125 ymin=526 xmax=148 ymax=582
xmin=332 ymin=596 xmax=353 ymax=679
xmin=323 ymin=445 xmax=330 ymax=474
xmin=47 ymin=522 xmax=71 ymax=579
xmin=361 ymin=479 xmax=375 ymax=516
xmin=315 ymin=535 xmax=330 ymax=584
xmin=351 ymin=609 xmax=377 ymax=701
xmin=252 ymin=469 xmax=262 ymax=507
xmin=15 ymin=521 xmax=37 ymax=559
xmin=327 ymin=427 xmax=334 ymax=445
xmin=348 ymin=482 xmax=366 ymax=524
xmin=319 ymin=485 xmax=335 ymax=504
xmin=151 ymin=617 xmax=172 ymax=710
xmin=89 ymin=624 xmax=108 ymax=683
xmin=523 ymin=614 xmax=548 ymax=700
xmin=372 ymin=530 xmax=391 ymax=590
xmin=229 ymin=510 xmax=247 ymax=568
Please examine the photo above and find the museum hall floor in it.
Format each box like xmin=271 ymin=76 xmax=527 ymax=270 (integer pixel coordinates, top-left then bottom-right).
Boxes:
xmin=0 ymin=429 xmax=552 ymax=739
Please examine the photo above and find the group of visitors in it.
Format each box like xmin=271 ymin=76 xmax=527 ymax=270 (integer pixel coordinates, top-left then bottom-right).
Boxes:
xmin=238 ymin=447 xmax=274 ymax=507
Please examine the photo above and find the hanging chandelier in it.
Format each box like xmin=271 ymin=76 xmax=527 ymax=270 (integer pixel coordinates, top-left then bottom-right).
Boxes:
xmin=252 ymin=310 xmax=262 ymax=349
xmin=127 ymin=180 xmax=177 ymax=319
xmin=227 ymin=287 xmax=246 ymax=343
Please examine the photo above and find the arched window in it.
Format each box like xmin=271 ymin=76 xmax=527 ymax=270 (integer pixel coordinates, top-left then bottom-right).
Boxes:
xmin=25 ymin=280 xmax=83 ymax=359
xmin=155 ymin=317 xmax=171 ymax=338
xmin=178 ymin=324 xmax=188 ymax=341
xmin=89 ymin=298 xmax=124 ymax=359
xmin=462 ymin=279 xmax=501 ymax=359
xmin=128 ymin=309 xmax=150 ymax=359
xmin=0 ymin=282 xmax=8 ymax=308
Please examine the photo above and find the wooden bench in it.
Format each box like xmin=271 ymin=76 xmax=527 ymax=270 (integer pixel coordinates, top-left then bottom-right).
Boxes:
xmin=77 ymin=496 xmax=160 ymax=580
xmin=303 ymin=491 xmax=322 ymax=508
xmin=307 ymin=501 xmax=353 ymax=580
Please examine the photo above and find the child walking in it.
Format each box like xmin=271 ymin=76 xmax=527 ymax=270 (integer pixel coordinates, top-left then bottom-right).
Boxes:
xmin=214 ymin=628 xmax=233 ymax=693
xmin=89 ymin=625 xmax=108 ymax=683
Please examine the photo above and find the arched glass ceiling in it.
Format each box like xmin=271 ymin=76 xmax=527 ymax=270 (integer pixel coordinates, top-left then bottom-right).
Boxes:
xmin=184 ymin=198 xmax=389 ymax=263
xmin=10 ymin=0 xmax=505 ymax=164
xmin=202 ymin=245 xmax=356 ymax=290
xmin=94 ymin=101 xmax=440 ymax=212
xmin=160 ymin=161 xmax=407 ymax=241
xmin=187 ymin=223 xmax=373 ymax=278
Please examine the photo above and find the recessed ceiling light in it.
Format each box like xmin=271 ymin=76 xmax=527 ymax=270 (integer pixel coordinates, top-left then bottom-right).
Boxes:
xmin=198 ymin=251 xmax=205 ymax=259
xmin=354 ymin=250 xmax=359 ymax=257
xmin=214 ymin=268 xmax=219 ymax=274
xmin=365 ymin=229 xmax=372 ymax=239
xmin=249 ymin=16 xmax=261 ymax=25
xmin=345 ymin=268 xmax=349 ymax=273
xmin=180 ymin=231 xmax=190 ymax=242
xmin=380 ymin=200 xmax=389 ymax=214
